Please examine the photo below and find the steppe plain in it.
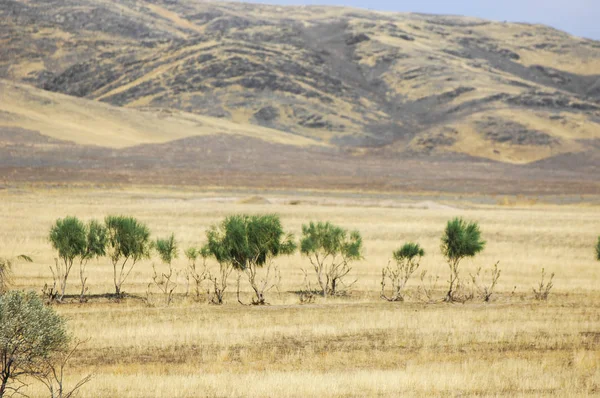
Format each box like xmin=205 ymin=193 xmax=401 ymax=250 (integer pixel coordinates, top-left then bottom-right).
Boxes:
xmin=1 ymin=186 xmax=598 ymax=397
xmin=1 ymin=0 xmax=600 ymax=396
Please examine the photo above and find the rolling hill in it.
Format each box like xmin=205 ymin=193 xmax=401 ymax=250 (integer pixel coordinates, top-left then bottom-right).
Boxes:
xmin=1 ymin=0 xmax=599 ymax=194
xmin=0 ymin=79 xmax=319 ymax=147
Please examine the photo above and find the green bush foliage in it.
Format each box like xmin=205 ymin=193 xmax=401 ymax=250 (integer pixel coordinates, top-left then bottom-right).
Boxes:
xmin=300 ymin=221 xmax=362 ymax=297
xmin=206 ymin=214 xmax=296 ymax=304
xmin=0 ymin=291 xmax=69 ymax=397
xmin=393 ymin=242 xmax=425 ymax=263
xmin=105 ymin=215 xmax=151 ymax=296
xmin=78 ymin=220 xmax=108 ymax=302
xmin=154 ymin=234 xmax=178 ymax=266
xmin=49 ymin=216 xmax=87 ymax=301
xmin=83 ymin=220 xmax=108 ymax=261
xmin=381 ymin=242 xmax=425 ymax=302
xmin=441 ymin=217 xmax=486 ymax=302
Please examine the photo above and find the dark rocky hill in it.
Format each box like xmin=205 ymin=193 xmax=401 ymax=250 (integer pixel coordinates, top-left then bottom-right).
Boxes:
xmin=1 ymin=0 xmax=599 ymax=194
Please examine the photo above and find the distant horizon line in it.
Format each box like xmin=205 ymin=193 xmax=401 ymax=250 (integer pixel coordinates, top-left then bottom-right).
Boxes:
xmin=233 ymin=0 xmax=599 ymax=41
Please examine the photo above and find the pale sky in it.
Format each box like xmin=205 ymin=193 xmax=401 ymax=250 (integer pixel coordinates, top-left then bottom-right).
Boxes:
xmin=245 ymin=0 xmax=599 ymax=40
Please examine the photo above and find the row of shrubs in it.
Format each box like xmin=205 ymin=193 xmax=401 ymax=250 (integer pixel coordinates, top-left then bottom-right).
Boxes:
xmin=43 ymin=214 xmax=492 ymax=305
xmin=5 ymin=213 xmax=599 ymax=306
xmin=1 ymin=215 xmax=599 ymax=397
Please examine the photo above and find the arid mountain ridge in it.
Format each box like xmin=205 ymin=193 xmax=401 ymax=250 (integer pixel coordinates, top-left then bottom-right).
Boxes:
xmin=1 ymin=0 xmax=599 ymax=194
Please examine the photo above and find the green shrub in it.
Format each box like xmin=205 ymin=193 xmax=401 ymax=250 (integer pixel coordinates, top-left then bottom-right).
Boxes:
xmin=105 ymin=215 xmax=151 ymax=296
xmin=0 ymin=291 xmax=69 ymax=396
xmin=78 ymin=220 xmax=108 ymax=302
xmin=49 ymin=216 xmax=87 ymax=301
xmin=154 ymin=234 xmax=178 ymax=266
xmin=206 ymin=214 xmax=296 ymax=305
xmin=441 ymin=217 xmax=485 ymax=302
xmin=381 ymin=242 xmax=424 ymax=302
xmin=151 ymin=234 xmax=179 ymax=305
xmin=300 ymin=221 xmax=362 ymax=297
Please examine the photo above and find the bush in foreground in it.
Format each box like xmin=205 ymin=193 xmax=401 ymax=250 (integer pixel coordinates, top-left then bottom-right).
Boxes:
xmin=0 ymin=291 xmax=69 ymax=397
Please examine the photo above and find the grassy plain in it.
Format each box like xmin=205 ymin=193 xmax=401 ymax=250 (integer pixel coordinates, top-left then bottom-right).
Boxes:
xmin=1 ymin=186 xmax=599 ymax=397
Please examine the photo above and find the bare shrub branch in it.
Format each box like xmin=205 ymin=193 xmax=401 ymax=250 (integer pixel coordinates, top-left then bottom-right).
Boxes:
xmin=415 ymin=270 xmax=440 ymax=303
xmin=298 ymin=268 xmax=316 ymax=304
xmin=470 ymin=261 xmax=502 ymax=302
xmin=533 ymin=268 xmax=554 ymax=300
xmin=381 ymin=243 xmax=424 ymax=302
xmin=184 ymin=248 xmax=208 ymax=301
xmin=35 ymin=339 xmax=93 ymax=398
xmin=150 ymin=234 xmax=179 ymax=306
xmin=150 ymin=264 xmax=179 ymax=306
xmin=0 ymin=255 xmax=32 ymax=295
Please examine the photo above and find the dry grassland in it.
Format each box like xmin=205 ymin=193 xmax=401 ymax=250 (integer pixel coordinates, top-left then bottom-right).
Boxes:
xmin=1 ymin=186 xmax=599 ymax=397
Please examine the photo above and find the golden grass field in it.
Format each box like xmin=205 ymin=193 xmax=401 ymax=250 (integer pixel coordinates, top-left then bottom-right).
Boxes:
xmin=1 ymin=186 xmax=599 ymax=397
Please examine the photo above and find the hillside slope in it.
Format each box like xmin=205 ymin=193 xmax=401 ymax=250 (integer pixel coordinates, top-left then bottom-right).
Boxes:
xmin=0 ymin=79 xmax=320 ymax=147
xmin=1 ymin=81 xmax=598 ymax=195
xmin=1 ymin=0 xmax=600 ymax=167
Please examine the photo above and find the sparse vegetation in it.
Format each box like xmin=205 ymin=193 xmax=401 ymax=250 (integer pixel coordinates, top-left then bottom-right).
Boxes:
xmin=105 ymin=216 xmax=151 ymax=297
xmin=1 ymin=188 xmax=599 ymax=397
xmin=416 ymin=270 xmax=440 ymax=303
xmin=298 ymin=268 xmax=316 ymax=304
xmin=381 ymin=242 xmax=424 ymax=302
xmin=300 ymin=221 xmax=362 ymax=297
xmin=151 ymin=234 xmax=179 ymax=305
xmin=441 ymin=218 xmax=486 ymax=302
xmin=470 ymin=262 xmax=502 ymax=302
xmin=533 ymin=268 xmax=555 ymax=300
xmin=0 ymin=2 xmax=599 ymax=395
xmin=184 ymin=247 xmax=208 ymax=300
